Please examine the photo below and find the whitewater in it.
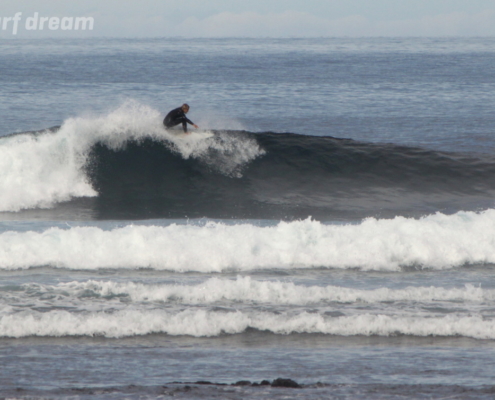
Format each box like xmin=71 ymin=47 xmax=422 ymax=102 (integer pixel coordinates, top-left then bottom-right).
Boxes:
xmin=18 ymin=277 xmax=492 ymax=305
xmin=1 ymin=210 xmax=495 ymax=271
xmin=3 ymin=310 xmax=495 ymax=340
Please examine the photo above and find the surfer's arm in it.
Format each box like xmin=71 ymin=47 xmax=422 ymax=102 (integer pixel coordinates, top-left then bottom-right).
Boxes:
xmin=185 ymin=117 xmax=198 ymax=129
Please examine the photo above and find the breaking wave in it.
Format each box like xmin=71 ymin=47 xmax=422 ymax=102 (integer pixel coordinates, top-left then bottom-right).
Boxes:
xmin=1 ymin=210 xmax=495 ymax=271
xmin=2 ymin=309 xmax=495 ymax=339
xmin=19 ymin=278 xmax=491 ymax=305
xmin=2 ymin=101 xmax=495 ymax=219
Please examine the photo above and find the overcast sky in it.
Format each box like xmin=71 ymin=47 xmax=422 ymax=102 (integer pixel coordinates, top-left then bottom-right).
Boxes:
xmin=1 ymin=0 xmax=495 ymax=37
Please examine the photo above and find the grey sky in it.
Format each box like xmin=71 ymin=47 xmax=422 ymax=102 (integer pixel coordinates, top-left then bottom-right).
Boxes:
xmin=1 ymin=0 xmax=495 ymax=37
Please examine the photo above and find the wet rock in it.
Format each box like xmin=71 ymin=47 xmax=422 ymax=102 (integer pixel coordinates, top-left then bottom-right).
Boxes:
xmin=271 ymin=378 xmax=301 ymax=388
xmin=233 ymin=380 xmax=252 ymax=386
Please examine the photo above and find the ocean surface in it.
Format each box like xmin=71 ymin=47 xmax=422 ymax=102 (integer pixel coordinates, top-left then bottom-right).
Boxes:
xmin=1 ymin=37 xmax=495 ymax=399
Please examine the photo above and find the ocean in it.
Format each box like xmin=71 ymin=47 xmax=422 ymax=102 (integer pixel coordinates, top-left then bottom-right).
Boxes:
xmin=1 ymin=37 xmax=495 ymax=399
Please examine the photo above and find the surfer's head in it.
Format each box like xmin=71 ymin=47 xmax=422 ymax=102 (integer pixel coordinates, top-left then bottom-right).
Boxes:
xmin=181 ymin=104 xmax=190 ymax=113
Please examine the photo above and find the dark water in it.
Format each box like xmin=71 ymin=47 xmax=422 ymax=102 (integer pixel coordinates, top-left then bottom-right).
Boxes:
xmin=87 ymin=130 xmax=495 ymax=220
xmin=3 ymin=334 xmax=495 ymax=399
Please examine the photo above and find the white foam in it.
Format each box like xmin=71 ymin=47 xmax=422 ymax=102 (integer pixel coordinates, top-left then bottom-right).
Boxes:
xmin=0 ymin=127 xmax=96 ymax=212
xmin=1 ymin=209 xmax=495 ymax=271
xmin=0 ymin=100 xmax=264 ymax=211
xmin=168 ymin=129 xmax=264 ymax=177
xmin=1 ymin=308 xmax=495 ymax=339
xmin=46 ymin=278 xmax=492 ymax=305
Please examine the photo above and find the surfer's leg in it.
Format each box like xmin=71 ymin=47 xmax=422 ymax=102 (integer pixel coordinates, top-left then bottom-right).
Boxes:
xmin=163 ymin=117 xmax=172 ymax=128
xmin=164 ymin=117 xmax=180 ymax=130
xmin=182 ymin=121 xmax=188 ymax=133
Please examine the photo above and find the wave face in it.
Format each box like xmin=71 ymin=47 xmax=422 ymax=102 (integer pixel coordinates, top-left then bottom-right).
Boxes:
xmin=2 ymin=102 xmax=495 ymax=219
xmin=87 ymin=131 xmax=495 ymax=220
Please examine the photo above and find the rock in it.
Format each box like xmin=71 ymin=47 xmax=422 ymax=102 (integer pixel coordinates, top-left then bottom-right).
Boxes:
xmin=233 ymin=380 xmax=252 ymax=386
xmin=271 ymin=378 xmax=301 ymax=388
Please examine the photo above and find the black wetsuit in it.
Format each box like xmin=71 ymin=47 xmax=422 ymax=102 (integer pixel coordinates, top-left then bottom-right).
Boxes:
xmin=163 ymin=107 xmax=194 ymax=133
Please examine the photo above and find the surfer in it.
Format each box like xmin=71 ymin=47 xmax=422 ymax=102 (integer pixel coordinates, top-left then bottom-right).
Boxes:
xmin=163 ymin=103 xmax=199 ymax=133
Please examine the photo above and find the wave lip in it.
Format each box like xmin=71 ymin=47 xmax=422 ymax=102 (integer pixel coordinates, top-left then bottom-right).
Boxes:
xmin=1 ymin=210 xmax=495 ymax=271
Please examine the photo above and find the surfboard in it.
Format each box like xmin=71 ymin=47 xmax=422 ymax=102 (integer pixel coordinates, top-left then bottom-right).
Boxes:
xmin=178 ymin=131 xmax=214 ymax=139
